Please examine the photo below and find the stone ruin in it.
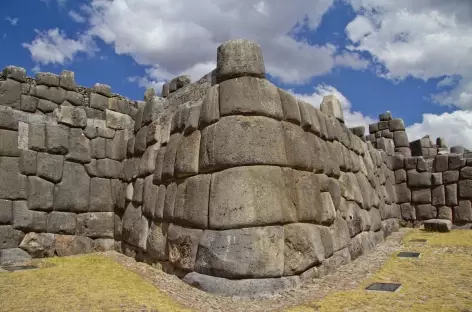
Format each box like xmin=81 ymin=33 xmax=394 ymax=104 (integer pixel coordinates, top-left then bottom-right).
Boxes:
xmin=0 ymin=39 xmax=470 ymax=297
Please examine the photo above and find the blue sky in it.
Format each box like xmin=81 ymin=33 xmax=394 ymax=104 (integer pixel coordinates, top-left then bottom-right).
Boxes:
xmin=1 ymin=0 xmax=472 ymax=147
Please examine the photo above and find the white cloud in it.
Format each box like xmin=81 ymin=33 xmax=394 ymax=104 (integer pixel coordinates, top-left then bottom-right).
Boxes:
xmin=69 ymin=10 xmax=86 ymax=23
xmin=128 ymin=76 xmax=165 ymax=95
xmin=406 ymin=110 xmax=472 ymax=149
xmin=78 ymin=0 xmax=366 ymax=86
xmin=345 ymin=0 xmax=472 ymax=109
xmin=22 ymin=28 xmax=98 ymax=65
xmin=31 ymin=65 xmax=41 ymax=73
xmin=288 ymin=84 xmax=376 ymax=132
xmin=5 ymin=17 xmax=19 ymax=26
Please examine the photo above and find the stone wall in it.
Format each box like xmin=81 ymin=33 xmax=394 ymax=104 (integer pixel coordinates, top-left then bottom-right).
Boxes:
xmin=0 ymin=39 xmax=403 ymax=297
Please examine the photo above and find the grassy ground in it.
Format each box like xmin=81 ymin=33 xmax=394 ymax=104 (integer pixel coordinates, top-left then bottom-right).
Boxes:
xmin=287 ymin=229 xmax=472 ymax=312
xmin=0 ymin=254 xmax=190 ymax=312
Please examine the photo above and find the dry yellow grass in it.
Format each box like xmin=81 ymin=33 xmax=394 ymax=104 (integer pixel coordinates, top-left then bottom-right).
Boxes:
xmin=286 ymin=229 xmax=472 ymax=312
xmin=0 ymin=254 xmax=190 ymax=312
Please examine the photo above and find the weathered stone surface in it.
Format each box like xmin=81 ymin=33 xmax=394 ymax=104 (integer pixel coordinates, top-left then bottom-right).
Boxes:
xmin=0 ymin=248 xmax=31 ymax=265
xmin=388 ymin=118 xmax=405 ymax=131
xmin=86 ymin=107 xmax=105 ymax=119
xmin=199 ymin=84 xmax=220 ymax=127
xmin=54 ymin=161 xmax=90 ymax=212
xmin=278 ymin=88 xmax=301 ymax=124
xmin=65 ymin=91 xmax=83 ymax=106
xmin=437 ymin=206 xmax=452 ymax=221
xmin=66 ymin=128 xmax=91 ymax=163
xmin=28 ymin=123 xmax=46 ymax=152
xmin=330 ymin=216 xmax=350 ymax=252
xmin=167 ymin=224 xmax=202 ymax=271
xmin=122 ymin=204 xmax=148 ymax=250
xmin=146 ymin=222 xmax=168 ymax=261
xmin=36 ymin=72 xmax=59 ymax=86
xmin=393 ymin=131 xmax=409 ymax=147
xmin=45 ymin=124 xmax=68 ymax=155
xmin=55 ymin=235 xmax=94 ymax=256
xmin=12 ymin=201 xmax=47 ymax=232
xmin=0 ymin=129 xmax=19 ymax=157
xmin=76 ymin=212 xmax=114 ymax=238
xmin=174 ymin=131 xmax=201 ymax=178
xmin=183 ymin=272 xmax=300 ymax=297
xmin=283 ymin=223 xmax=325 ymax=275
xmin=195 ymin=226 xmax=283 ymax=278
xmin=448 ymin=154 xmax=463 ymax=170
xmin=416 ymin=204 xmax=437 ymax=220
xmin=96 ymin=159 xmax=122 ymax=179
xmin=460 ymin=167 xmax=472 ymax=180
xmin=0 ymin=199 xmax=12 ymax=225
xmin=424 ymin=219 xmax=452 ymax=232
xmin=459 ymin=180 xmax=472 ymax=199
xmin=37 ymin=153 xmax=63 ymax=183
xmin=0 ymin=157 xmax=27 ymax=200
xmin=348 ymin=231 xmax=375 ymax=260
xmin=27 ymin=176 xmax=54 ymax=212
xmin=445 ymin=184 xmax=458 ymax=206
xmin=134 ymin=125 xmax=148 ymax=156
xmin=90 ymin=137 xmax=106 ymax=159
xmin=163 ymin=182 xmax=176 ymax=221
xmin=0 ymin=225 xmax=24 ymax=249
xmin=408 ymin=171 xmax=432 ymax=187
xmin=19 ymin=232 xmax=55 ymax=258
xmin=395 ymin=169 xmax=407 ymax=184
xmin=132 ymin=178 xmax=144 ymax=205
xmin=90 ymin=93 xmax=108 ymax=110
xmin=339 ymin=172 xmax=363 ymax=204
xmin=47 ymin=212 xmax=76 ymax=234
xmin=216 ymin=39 xmax=265 ymax=82
xmin=412 ymin=188 xmax=431 ymax=204
xmin=320 ymin=95 xmax=344 ymax=122
xmin=106 ymin=130 xmax=126 ymax=161
xmin=455 ymin=200 xmax=472 ymax=223
xmin=3 ymin=66 xmax=26 ymax=82
xmin=200 ymin=116 xmax=287 ymax=171
xmin=434 ymin=155 xmax=448 ymax=172
xmin=0 ymin=79 xmax=21 ymax=109
xmin=56 ymin=106 xmax=86 ymax=128
xmin=89 ymin=178 xmax=113 ymax=212
xmin=282 ymin=122 xmax=312 ymax=171
xmin=20 ymin=94 xmax=38 ymax=112
xmin=210 ymin=166 xmax=295 ymax=229
xmin=432 ymin=185 xmax=446 ymax=206
xmin=369 ymin=208 xmax=382 ymax=231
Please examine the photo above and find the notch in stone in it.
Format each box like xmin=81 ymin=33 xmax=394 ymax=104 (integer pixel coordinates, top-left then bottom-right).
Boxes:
xmin=397 ymin=252 xmax=420 ymax=258
xmin=409 ymin=239 xmax=427 ymax=243
xmin=365 ymin=282 xmax=402 ymax=292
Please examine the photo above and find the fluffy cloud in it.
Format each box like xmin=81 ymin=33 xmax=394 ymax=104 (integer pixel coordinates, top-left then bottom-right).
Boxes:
xmin=345 ymin=0 xmax=472 ymax=109
xmin=5 ymin=17 xmax=19 ymax=26
xmin=289 ymin=84 xmax=376 ymax=132
xmin=69 ymin=10 xmax=86 ymax=23
xmin=406 ymin=110 xmax=472 ymax=149
xmin=22 ymin=28 xmax=97 ymax=65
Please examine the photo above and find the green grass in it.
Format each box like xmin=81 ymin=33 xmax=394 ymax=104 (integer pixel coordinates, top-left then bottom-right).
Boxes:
xmin=0 ymin=254 xmax=190 ymax=312
xmin=286 ymin=229 xmax=472 ymax=312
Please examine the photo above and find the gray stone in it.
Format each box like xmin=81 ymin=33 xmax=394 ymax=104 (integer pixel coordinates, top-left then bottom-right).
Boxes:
xmin=66 ymin=128 xmax=91 ymax=163
xmin=416 ymin=204 xmax=437 ymax=220
xmin=56 ymin=106 xmax=87 ymax=128
xmin=19 ymin=232 xmax=55 ymax=258
xmin=169 ymin=75 xmax=191 ymax=92
xmin=330 ymin=216 xmax=350 ymax=252
xmin=393 ymin=131 xmax=409 ymax=148
xmin=459 ymin=180 xmax=472 ymax=199
xmin=0 ymin=157 xmax=28 ymax=200
xmin=37 ymin=153 xmax=63 ymax=183
xmin=146 ymin=222 xmax=168 ymax=261
xmin=53 ymin=161 xmax=90 ymax=212
xmin=106 ymin=130 xmax=126 ymax=161
xmin=199 ymin=84 xmax=220 ymax=127
xmin=28 ymin=123 xmax=46 ymax=152
xmin=174 ymin=131 xmax=201 ymax=178
xmin=134 ymin=125 xmax=148 ymax=156
xmin=59 ymin=70 xmax=76 ymax=91
xmin=412 ymin=188 xmax=431 ymax=204
xmin=408 ymin=171 xmax=432 ymax=187
xmin=3 ymin=66 xmax=26 ymax=82
xmin=12 ymin=201 xmax=47 ymax=232
xmin=142 ymin=175 xmax=158 ymax=219
xmin=174 ymin=174 xmax=211 ymax=229
xmin=89 ymin=93 xmax=108 ymax=110
xmin=210 ymin=166 xmax=296 ymax=229
xmin=443 ymin=170 xmax=459 ymax=184
xmin=432 ymin=185 xmax=446 ymax=206
xmin=348 ymin=231 xmax=375 ymax=260
xmin=395 ymin=183 xmax=411 ymax=204
xmin=0 ymin=79 xmax=21 ymax=109
xmin=216 ymin=39 xmax=265 ymax=82
xmin=84 ymin=159 xmax=98 ymax=177
xmin=455 ymin=200 xmax=472 ymax=223
xmin=89 ymin=178 xmax=113 ymax=212
xmin=163 ymin=182 xmax=176 ymax=221
xmin=460 ymin=167 xmax=472 ymax=180
xmin=195 ymin=226 xmax=283 ymax=278
xmin=449 ymin=154 xmax=463 ymax=170
xmin=446 ymin=184 xmax=458 ymax=206
xmin=379 ymin=111 xmax=392 ymax=121
xmin=154 ymin=185 xmax=166 ymax=221
xmin=27 ymin=176 xmax=54 ymax=211
xmin=278 ymin=88 xmax=301 ymax=124
xmin=388 ymin=118 xmax=405 ymax=131
xmin=92 ymin=84 xmax=111 ymax=97
xmin=93 ymin=238 xmax=115 ymax=252
xmin=434 ymin=155 xmax=448 ymax=172
xmin=282 ymin=122 xmax=312 ymax=171
xmin=54 ymin=235 xmax=94 ymax=256
xmin=132 ymin=178 xmax=144 ymax=205
xmin=45 ymin=124 xmax=68 ymax=155
xmin=0 ymin=129 xmax=19 ymax=157
xmin=90 ymin=137 xmax=106 ymax=159
xmin=395 ymin=169 xmax=407 ymax=184
xmin=96 ymin=159 xmax=122 ymax=179
xmin=0 ymin=106 xmax=19 ymax=130
xmin=0 ymin=199 xmax=12 ymax=225
xmin=35 ymin=85 xmax=66 ymax=104
xmin=424 ymin=219 xmax=452 ymax=232
xmin=167 ymin=224 xmax=202 ymax=271
xmin=76 ymin=212 xmax=114 ymax=238
xmin=36 ymin=72 xmax=59 ymax=86
xmin=283 ymin=223 xmax=325 ymax=275
xmin=65 ymin=91 xmax=83 ymax=106
xmin=85 ymin=107 xmax=105 ymax=119
xmin=0 ymin=225 xmax=24 ymax=249
xmin=378 ymin=121 xmax=389 ymax=130
xmin=437 ymin=206 xmax=452 ymax=221
xmin=183 ymin=272 xmax=300 ymax=297
xmin=47 ymin=212 xmax=76 ymax=234
xmin=0 ymin=248 xmax=31 ymax=265
xmin=122 ymin=204 xmax=148 ymax=249
xmin=320 ymin=95 xmax=344 ymax=123
xmin=20 ymin=94 xmax=38 ymax=112
xmin=432 ymin=172 xmax=443 ymax=186
xmin=400 ymin=203 xmax=416 ymax=221
xmin=97 ymin=126 xmax=115 ymax=139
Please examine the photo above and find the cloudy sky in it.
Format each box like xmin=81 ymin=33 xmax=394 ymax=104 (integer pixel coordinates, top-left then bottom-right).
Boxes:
xmin=1 ymin=0 xmax=472 ymax=147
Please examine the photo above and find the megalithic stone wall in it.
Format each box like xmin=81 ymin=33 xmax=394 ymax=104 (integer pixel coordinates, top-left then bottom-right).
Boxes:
xmin=0 ymin=39 xmax=403 ymax=297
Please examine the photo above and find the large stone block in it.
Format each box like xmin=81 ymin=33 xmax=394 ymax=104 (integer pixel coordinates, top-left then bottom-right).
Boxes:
xmin=459 ymin=180 xmax=472 ymax=199
xmin=0 ymin=157 xmax=27 ymax=200
xmin=195 ymin=226 xmax=283 ymax=278
xmin=0 ymin=199 xmax=12 ymax=225
xmin=76 ymin=212 xmax=114 ymax=238
xmin=329 ymin=216 xmax=350 ymax=252
xmin=209 ymin=166 xmax=296 ymax=229
xmin=0 ymin=248 xmax=31 ymax=265
xmin=163 ymin=182 xmax=177 ymax=221
xmin=455 ymin=200 xmax=472 ymax=223
xmin=393 ymin=131 xmax=409 ymax=147
xmin=219 ymin=77 xmax=283 ymax=120
xmin=320 ymin=95 xmax=344 ymax=123
xmin=28 ymin=123 xmax=46 ymax=152
xmin=105 ymin=130 xmax=126 ymax=161
xmin=122 ymin=204 xmax=148 ymax=250
xmin=446 ymin=183 xmax=458 ymax=206
xmin=19 ymin=232 xmax=55 ymax=258
xmin=37 ymin=153 xmax=64 ymax=183
xmin=174 ymin=174 xmax=211 ymax=229
xmin=53 ymin=161 xmax=90 ymax=212
xmin=281 ymin=122 xmax=312 ymax=171
xmin=45 ymin=124 xmax=68 ymax=155
xmin=408 ymin=171 xmax=432 ymax=187
xmin=27 ymin=176 xmax=54 ymax=211
xmin=47 ymin=212 xmax=76 ymax=234
xmin=0 ymin=129 xmax=19 ymax=157
xmin=55 ymin=106 xmax=86 ymax=128
xmin=3 ymin=66 xmax=26 ymax=82
xmin=96 ymin=159 xmax=122 ymax=179
xmin=0 ymin=79 xmax=21 ymax=109
xmin=339 ymin=172 xmax=363 ymax=204
xmin=174 ymin=131 xmax=201 ymax=178
xmin=167 ymin=224 xmax=202 ymax=271
xmin=216 ymin=39 xmax=265 ymax=82
xmin=412 ymin=188 xmax=431 ymax=204
xmin=90 ymin=137 xmax=106 ymax=159
xmin=298 ymin=101 xmax=321 ymax=135
xmin=161 ymin=133 xmax=181 ymax=181
xmin=416 ymin=204 xmax=437 ymax=220
xmin=66 ymin=128 xmax=91 ymax=163
xmin=432 ymin=185 xmax=446 ymax=206
xmin=424 ymin=219 xmax=452 ymax=232
xmin=0 ymin=225 xmax=24 ymax=249
xmin=278 ymin=88 xmax=301 ymax=124
xmin=12 ymin=201 xmax=47 ymax=232
xmin=54 ymin=235 xmax=94 ymax=256
xmin=146 ymin=222 xmax=168 ymax=262
xmin=89 ymin=178 xmax=113 ymax=212
xmin=348 ymin=231 xmax=375 ymax=260
xmin=199 ymin=84 xmax=220 ymax=128
xmin=283 ymin=223 xmax=325 ymax=275
xmin=89 ymin=93 xmax=108 ymax=110
xmin=199 ymin=116 xmax=287 ymax=171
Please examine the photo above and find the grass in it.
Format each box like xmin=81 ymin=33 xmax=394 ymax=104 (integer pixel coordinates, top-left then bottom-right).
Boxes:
xmin=286 ymin=229 xmax=472 ymax=312
xmin=0 ymin=254 xmax=190 ymax=312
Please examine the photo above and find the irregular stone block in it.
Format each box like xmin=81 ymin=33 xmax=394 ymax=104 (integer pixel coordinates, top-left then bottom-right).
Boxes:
xmin=0 ymin=199 xmax=12 ymax=225
xmin=167 ymin=224 xmax=202 ymax=271
xmin=432 ymin=185 xmax=446 ymax=206
xmin=199 ymin=84 xmax=220 ymax=128
xmin=395 ymin=169 xmax=407 ymax=184
xmin=59 ymin=70 xmax=76 ymax=91
xmin=96 ymin=159 xmax=122 ymax=179
xmin=27 ymin=176 xmax=54 ymax=211
xmin=216 ymin=39 xmax=265 ymax=82
xmin=92 ymin=84 xmax=111 ymax=97
xmin=393 ymin=131 xmax=409 ymax=147
xmin=12 ymin=201 xmax=47 ymax=232
xmin=348 ymin=231 xmax=375 ymax=260
xmin=163 ymin=182 xmax=176 ymax=221
xmin=28 ymin=123 xmax=46 ymax=152
xmin=20 ymin=94 xmax=38 ymax=112
xmin=0 ymin=129 xmax=19 ymax=157
xmin=424 ymin=219 xmax=452 ymax=232
xmin=105 ymin=130 xmax=126 ymax=161
xmin=89 ymin=178 xmax=113 ymax=212
xmin=0 ymin=248 xmax=31 ymax=265
xmin=140 ymin=146 xmax=157 ymax=177
xmin=320 ymin=95 xmax=344 ymax=123
xmin=90 ymin=137 xmax=106 ymax=159
xmin=47 ymin=212 xmax=76 ymax=234
xmin=0 ymin=157 xmax=28 ymax=200
xmin=134 ymin=125 xmax=148 ymax=156
xmin=400 ymin=203 xmax=416 ymax=221
xmin=85 ymin=107 xmax=105 ymax=119
xmin=416 ymin=204 xmax=437 ymax=220
xmin=329 ymin=216 xmax=350 ymax=252
xmin=195 ymin=226 xmax=283 ymax=278
xmin=455 ymin=200 xmax=472 ymax=223
xmin=36 ymin=72 xmax=59 ymax=86
xmin=122 ymin=204 xmax=148 ymax=250
xmin=437 ymin=206 xmax=452 ymax=221
xmin=76 ymin=212 xmax=114 ymax=238
xmin=210 ymin=166 xmax=295 ymax=229
xmin=53 ymin=161 xmax=90 ymax=212
xmin=446 ymin=183 xmax=458 ymax=206
xmin=55 ymin=235 xmax=94 ymax=256
xmin=219 ymin=77 xmax=283 ymax=120
xmin=3 ymin=66 xmax=26 ymax=82
xmin=408 ymin=171 xmax=432 ymax=187
xmin=66 ymin=128 xmax=91 ymax=163
xmin=281 ymin=122 xmax=312 ymax=171
xmin=37 ymin=153 xmax=64 ymax=183
xmin=132 ymin=178 xmax=144 ymax=205
xmin=169 ymin=75 xmax=191 ymax=93
xmin=65 ymin=91 xmax=83 ymax=106
xmin=395 ymin=183 xmax=411 ymax=204
xmin=459 ymin=180 xmax=472 ymax=199
xmin=146 ymin=222 xmax=168 ymax=261
xmin=278 ymin=88 xmax=301 ymax=124
xmin=142 ymin=176 xmax=158 ymax=219
xmin=388 ymin=118 xmax=405 ymax=131
xmin=449 ymin=154 xmax=463 ymax=170
xmin=412 ymin=188 xmax=431 ymax=204
xmin=460 ymin=167 xmax=472 ymax=180
xmin=45 ymin=123 xmax=68 ymax=155
xmin=434 ymin=155 xmax=448 ymax=172
xmin=443 ymin=170 xmax=459 ymax=184
xmin=0 ymin=79 xmax=21 ymax=109
xmin=56 ymin=106 xmax=86 ymax=128
xmin=174 ymin=131 xmax=201 ymax=178
xmin=19 ymin=232 xmax=55 ymax=258
xmin=89 ymin=93 xmax=108 ymax=111
xmin=0 ymin=225 xmax=24 ymax=249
